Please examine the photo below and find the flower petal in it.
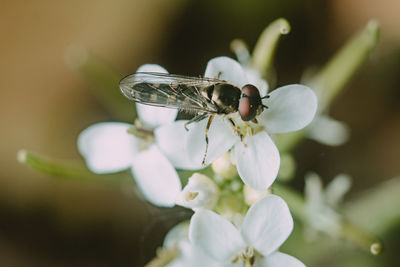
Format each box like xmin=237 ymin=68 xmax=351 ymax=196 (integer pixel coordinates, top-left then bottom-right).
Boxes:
xmin=155 ymin=120 xmax=204 ymax=170
xmin=306 ymin=115 xmax=350 ymax=146
xmin=136 ymin=104 xmax=178 ymax=130
xmin=325 ymin=173 xmax=352 ymax=206
xmin=77 ymin=122 xmax=139 ymax=174
xmin=244 ymin=67 xmax=269 ymax=96
xmin=234 ymin=131 xmax=280 ymax=190
xmin=186 ymin=116 xmax=239 ymax=166
xmin=257 ymin=252 xmax=305 ymax=267
xmin=136 ymin=64 xmax=168 ymax=73
xmin=131 ymin=145 xmax=181 ymax=207
xmin=304 ymin=172 xmax=323 ymax=208
xmin=259 ymin=84 xmax=317 ymax=133
xmin=189 ymin=209 xmax=246 ymax=262
xmin=204 ymin=57 xmax=248 ymax=87
xmin=241 ymin=195 xmax=293 ymax=256
xmin=135 ymin=64 xmax=178 ymax=129
xmin=163 ymin=222 xmax=224 ymax=267
xmin=163 ymin=221 xmax=189 ymax=249
xmin=166 ymin=241 xmax=226 ymax=267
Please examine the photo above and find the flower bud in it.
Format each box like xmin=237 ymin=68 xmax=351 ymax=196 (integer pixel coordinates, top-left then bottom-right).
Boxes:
xmin=176 ymin=173 xmax=219 ymax=210
xmin=243 ymin=185 xmax=271 ymax=206
xmin=211 ymin=153 xmax=237 ymax=180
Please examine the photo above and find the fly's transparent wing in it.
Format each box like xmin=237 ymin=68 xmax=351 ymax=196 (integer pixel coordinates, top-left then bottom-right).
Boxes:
xmin=120 ymin=72 xmax=225 ymax=113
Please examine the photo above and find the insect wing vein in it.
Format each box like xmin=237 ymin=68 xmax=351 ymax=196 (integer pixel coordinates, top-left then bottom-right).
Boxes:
xmin=120 ymin=72 xmax=221 ymax=113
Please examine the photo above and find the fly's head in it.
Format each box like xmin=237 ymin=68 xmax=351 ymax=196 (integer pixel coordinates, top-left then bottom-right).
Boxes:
xmin=239 ymin=84 xmax=267 ymax=121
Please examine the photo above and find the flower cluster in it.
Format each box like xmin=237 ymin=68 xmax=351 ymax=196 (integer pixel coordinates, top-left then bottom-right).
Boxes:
xmin=78 ymin=56 xmax=317 ymax=266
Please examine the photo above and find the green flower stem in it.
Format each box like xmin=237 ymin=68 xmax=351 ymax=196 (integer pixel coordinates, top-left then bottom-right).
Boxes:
xmin=275 ymin=20 xmax=380 ymax=153
xmin=66 ymin=46 xmax=134 ymax=121
xmin=340 ymin=220 xmax=382 ymax=255
xmin=251 ymin=18 xmax=291 ymax=80
xmin=17 ymin=149 xmax=116 ymax=180
xmin=244 ymin=259 xmax=253 ymax=267
xmin=144 ymin=247 xmax=178 ymax=267
xmin=272 ymin=183 xmax=382 ymax=255
xmin=308 ymin=20 xmax=380 ymax=111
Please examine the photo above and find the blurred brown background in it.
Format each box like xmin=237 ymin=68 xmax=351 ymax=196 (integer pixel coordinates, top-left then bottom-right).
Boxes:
xmin=0 ymin=0 xmax=399 ymax=266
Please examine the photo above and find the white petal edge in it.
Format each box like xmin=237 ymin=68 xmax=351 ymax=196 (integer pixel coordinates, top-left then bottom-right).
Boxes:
xmin=163 ymin=221 xmax=189 ymax=249
xmin=155 ymin=120 xmax=204 ymax=170
xmin=131 ymin=145 xmax=181 ymax=207
xmin=204 ymin=57 xmax=248 ymax=87
xmin=77 ymin=122 xmax=140 ymax=174
xmin=241 ymin=195 xmax=293 ymax=256
xmin=186 ymin=116 xmax=239 ymax=166
xmin=259 ymin=84 xmax=317 ymax=134
xmin=136 ymin=104 xmax=178 ymax=130
xmin=189 ymin=209 xmax=246 ymax=262
xmin=163 ymin=222 xmax=223 ymax=267
xmin=136 ymin=64 xmax=168 ymax=73
xmin=306 ymin=115 xmax=350 ymax=146
xmin=234 ymin=131 xmax=280 ymax=190
xmin=135 ymin=64 xmax=178 ymax=129
xmin=244 ymin=67 xmax=269 ymax=97
xmin=166 ymin=240 xmax=225 ymax=267
xmin=258 ymin=252 xmax=305 ymax=267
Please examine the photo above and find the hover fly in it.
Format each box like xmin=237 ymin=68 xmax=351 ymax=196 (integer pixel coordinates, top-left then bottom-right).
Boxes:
xmin=119 ymin=72 xmax=269 ymax=165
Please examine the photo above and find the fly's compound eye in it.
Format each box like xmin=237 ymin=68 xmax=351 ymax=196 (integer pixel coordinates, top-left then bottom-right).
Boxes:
xmin=239 ymin=84 xmax=262 ymax=121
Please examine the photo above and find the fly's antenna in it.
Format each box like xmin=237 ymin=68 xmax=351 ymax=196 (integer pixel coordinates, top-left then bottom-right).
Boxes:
xmin=261 ymin=95 xmax=269 ymax=109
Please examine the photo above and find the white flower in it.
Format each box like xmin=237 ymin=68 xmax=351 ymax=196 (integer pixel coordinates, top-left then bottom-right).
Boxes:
xmin=189 ymin=195 xmax=305 ymax=267
xmin=232 ymin=39 xmax=347 ymax=147
xmin=161 ymin=56 xmax=317 ymax=190
xmin=163 ymin=221 xmax=222 ymax=267
xmin=175 ymin=173 xmax=220 ymax=211
xmin=78 ymin=64 xmax=201 ymax=207
xmin=304 ymin=172 xmax=352 ymax=240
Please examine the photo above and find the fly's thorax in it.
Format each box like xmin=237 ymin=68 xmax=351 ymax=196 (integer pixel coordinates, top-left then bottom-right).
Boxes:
xmin=211 ymin=83 xmax=241 ymax=114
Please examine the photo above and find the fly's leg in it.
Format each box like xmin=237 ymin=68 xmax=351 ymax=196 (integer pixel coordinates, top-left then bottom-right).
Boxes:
xmin=213 ymin=71 xmax=223 ymax=80
xmin=202 ymin=115 xmax=214 ymax=166
xmin=227 ymin=117 xmax=244 ymax=142
xmin=184 ymin=113 xmax=209 ymax=131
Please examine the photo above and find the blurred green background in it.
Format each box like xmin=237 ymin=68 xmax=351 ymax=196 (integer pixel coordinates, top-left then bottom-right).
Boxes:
xmin=1 ymin=0 xmax=399 ymax=266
